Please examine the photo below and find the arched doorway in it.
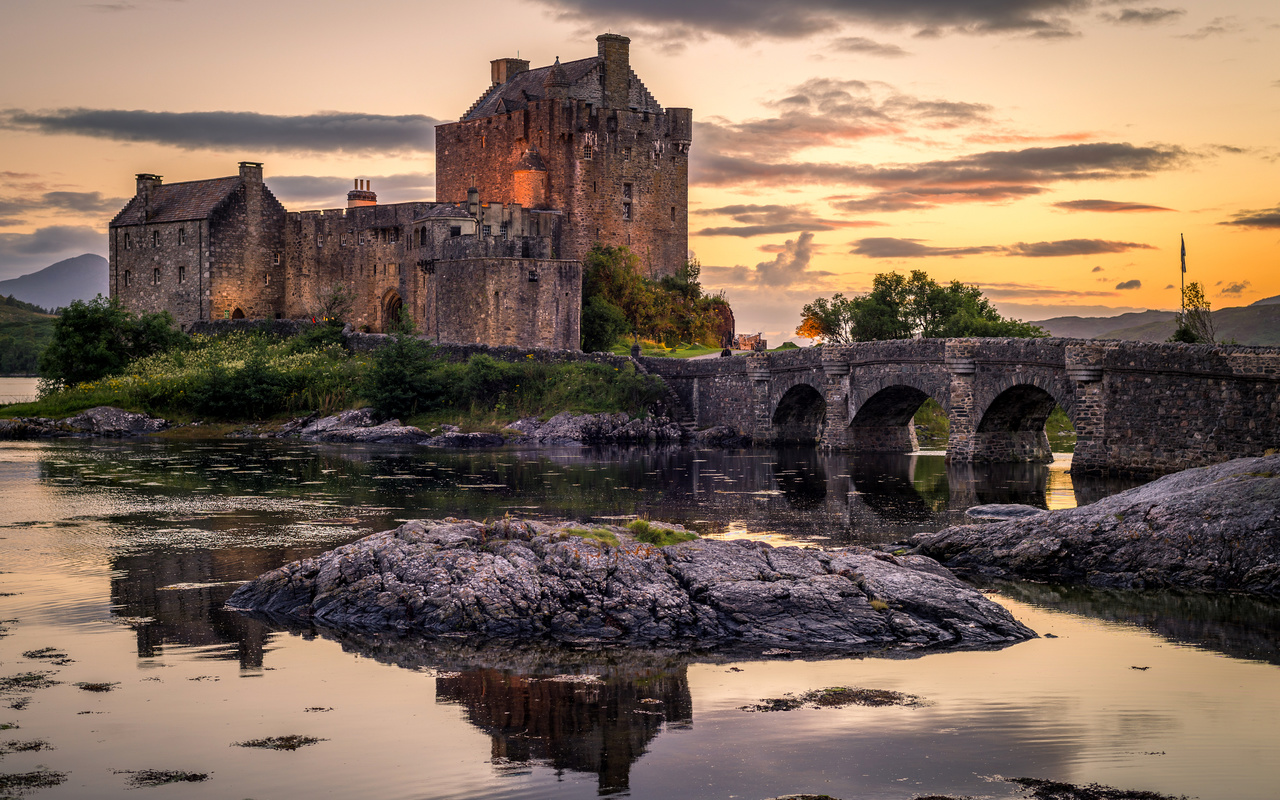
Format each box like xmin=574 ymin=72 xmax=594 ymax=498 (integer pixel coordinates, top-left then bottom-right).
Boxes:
xmin=382 ymin=291 xmax=404 ymax=333
xmin=849 ymin=385 xmax=933 ymax=453
xmin=771 ymin=384 xmax=826 ymax=445
xmin=231 ymin=308 xmax=245 ymax=319
xmin=974 ymin=384 xmax=1066 ymax=463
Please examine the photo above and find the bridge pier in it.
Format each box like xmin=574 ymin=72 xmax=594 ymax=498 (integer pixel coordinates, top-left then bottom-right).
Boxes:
xmin=1064 ymin=343 xmax=1110 ymax=474
xmin=748 ymin=356 xmax=774 ymax=443
xmin=819 ymin=356 xmax=850 ymax=450
xmin=943 ymin=343 xmax=978 ymax=463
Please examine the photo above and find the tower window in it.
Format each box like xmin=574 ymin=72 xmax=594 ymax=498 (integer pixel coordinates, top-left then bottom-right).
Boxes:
xmin=153 ymin=267 xmax=161 ymax=285
xmin=622 ymin=202 xmax=632 ymax=220
xmin=152 ymin=230 xmax=160 ymax=248
xmin=123 ymin=270 xmax=131 ymax=287
xmin=124 ymin=233 xmax=131 ymax=250
xmin=622 ymin=183 xmax=632 ymax=200
xmin=178 ymin=265 xmax=185 ymax=283
xmin=178 ymin=228 xmax=186 ymax=245
xmin=671 ymin=206 xmax=676 ymax=221
xmin=583 ymin=144 xmax=592 ymax=159
xmin=482 ymin=224 xmax=492 ymax=236
xmin=622 ymin=147 xmax=632 ymax=161
xmin=272 ymin=252 xmax=281 ymax=266
xmin=449 ymin=226 xmax=462 ymax=238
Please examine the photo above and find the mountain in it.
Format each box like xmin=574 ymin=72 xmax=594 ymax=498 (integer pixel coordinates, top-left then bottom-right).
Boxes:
xmin=0 ymin=300 xmax=57 ymax=375
xmin=1034 ymin=304 xmax=1280 ymax=346
xmin=1252 ymin=294 xmax=1280 ymax=307
xmin=0 ymin=254 xmax=108 ymax=311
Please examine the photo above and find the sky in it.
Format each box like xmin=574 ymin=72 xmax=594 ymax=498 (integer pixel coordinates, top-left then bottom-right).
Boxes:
xmin=1 ymin=0 xmax=1277 ymax=340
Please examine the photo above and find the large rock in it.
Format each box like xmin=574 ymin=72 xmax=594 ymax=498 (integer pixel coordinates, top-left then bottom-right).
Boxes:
xmin=227 ymin=518 xmax=1034 ymax=653
xmin=508 ymin=412 xmax=685 ymax=444
xmin=912 ymin=454 xmax=1280 ymax=596
xmin=0 ymin=406 xmax=167 ymax=439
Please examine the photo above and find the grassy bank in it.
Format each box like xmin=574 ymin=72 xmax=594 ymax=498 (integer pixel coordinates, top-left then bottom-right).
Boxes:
xmin=0 ymin=332 xmax=667 ymax=430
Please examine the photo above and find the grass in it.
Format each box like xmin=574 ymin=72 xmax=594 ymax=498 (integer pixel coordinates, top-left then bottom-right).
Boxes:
xmin=608 ymin=338 xmax=720 ymax=359
xmin=626 ymin=519 xmax=697 ymax=547
xmin=560 ymin=528 xmax=620 ymax=547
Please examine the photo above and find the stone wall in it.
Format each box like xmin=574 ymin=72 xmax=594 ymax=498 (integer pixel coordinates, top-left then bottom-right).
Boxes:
xmin=110 ymin=219 xmax=209 ymax=324
xmin=418 ymin=258 xmax=581 ymax=350
xmin=207 ymin=173 xmax=288 ymax=322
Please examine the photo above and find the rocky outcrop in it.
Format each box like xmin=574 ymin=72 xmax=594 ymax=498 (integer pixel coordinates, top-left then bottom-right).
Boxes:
xmin=227 ymin=517 xmax=1034 ymax=653
xmin=912 ymin=454 xmax=1280 ymax=596
xmin=0 ymin=406 xmax=167 ymax=439
xmin=278 ymin=409 xmax=504 ymax=447
xmin=507 ymin=412 xmax=686 ymax=444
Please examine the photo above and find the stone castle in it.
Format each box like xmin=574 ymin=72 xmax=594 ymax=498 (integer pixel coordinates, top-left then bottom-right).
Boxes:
xmin=108 ymin=34 xmax=691 ymax=349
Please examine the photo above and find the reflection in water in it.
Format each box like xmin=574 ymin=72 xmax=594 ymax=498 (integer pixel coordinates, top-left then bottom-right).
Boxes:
xmin=999 ymin=581 xmax=1280 ymax=666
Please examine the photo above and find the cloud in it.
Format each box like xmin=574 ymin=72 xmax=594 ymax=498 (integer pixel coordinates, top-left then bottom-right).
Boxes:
xmin=1092 ymin=265 xmax=1104 ymax=271
xmin=1115 ymin=279 xmax=1142 ymax=290
xmin=692 ymin=203 xmax=881 ymax=236
xmin=1053 ymin=198 xmax=1174 ymax=212
xmin=1165 ymin=284 xmax=1174 ymax=289
xmin=850 ymin=236 xmax=1154 ymax=258
xmin=0 ymin=191 xmax=130 ymax=226
xmin=978 ymin=281 xmax=1123 ymax=300
xmin=531 ymin=0 xmax=1091 ymax=40
xmin=1219 ymin=204 xmax=1280 ymax=229
xmin=1180 ymin=16 xmax=1242 ymax=39
xmin=0 ymin=108 xmax=438 ymax=155
xmin=1005 ymin=238 xmax=1154 ymax=257
xmin=1099 ymin=7 xmax=1185 ymax=25
xmin=702 ymin=232 xmax=839 ymax=288
xmin=850 ymin=237 xmax=1005 ymax=258
xmin=831 ymin=37 xmax=909 ymax=57
xmin=267 ymin=173 xmax=436 ymax=206
xmin=1218 ymin=280 xmax=1251 ymax=295
xmin=832 ymin=185 xmax=1044 ymax=212
xmin=0 ymin=225 xmax=106 ymax=279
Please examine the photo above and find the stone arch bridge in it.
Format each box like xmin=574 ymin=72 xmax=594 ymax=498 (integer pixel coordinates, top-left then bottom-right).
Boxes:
xmin=643 ymin=338 xmax=1280 ymax=476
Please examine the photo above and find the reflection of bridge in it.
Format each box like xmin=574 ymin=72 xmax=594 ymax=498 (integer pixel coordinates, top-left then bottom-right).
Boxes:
xmin=646 ymin=338 xmax=1280 ymax=476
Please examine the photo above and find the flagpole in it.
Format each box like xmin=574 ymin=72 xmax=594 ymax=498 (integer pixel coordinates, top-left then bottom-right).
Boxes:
xmin=1180 ymin=233 xmax=1186 ymax=324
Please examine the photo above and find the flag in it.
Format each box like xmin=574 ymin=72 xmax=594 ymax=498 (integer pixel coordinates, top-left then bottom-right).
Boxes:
xmin=1181 ymin=234 xmax=1186 ymax=273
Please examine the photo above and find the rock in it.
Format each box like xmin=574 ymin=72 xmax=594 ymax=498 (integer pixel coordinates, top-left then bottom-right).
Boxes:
xmin=509 ymin=412 xmax=686 ymax=444
xmin=293 ymin=408 xmax=431 ymax=444
xmin=964 ymin=504 xmax=1046 ymax=522
xmin=227 ymin=517 xmax=1034 ymax=653
xmin=423 ymin=431 xmax=506 ymax=448
xmin=912 ymin=454 xmax=1280 ymax=596
xmin=693 ymin=425 xmax=750 ymax=447
xmin=0 ymin=406 xmax=167 ymax=439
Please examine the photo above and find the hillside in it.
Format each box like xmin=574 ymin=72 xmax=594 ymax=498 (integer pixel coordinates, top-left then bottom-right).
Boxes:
xmin=0 ymin=254 xmax=108 ymax=311
xmin=0 ymin=300 xmax=57 ymax=375
xmin=1033 ymin=310 xmax=1176 ymax=339
xmin=1034 ymin=304 xmax=1280 ymax=346
xmin=1253 ymin=294 xmax=1280 ymax=307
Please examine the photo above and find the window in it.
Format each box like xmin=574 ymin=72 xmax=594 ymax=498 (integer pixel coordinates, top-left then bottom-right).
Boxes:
xmin=124 ymin=233 xmax=131 ymax=250
xmin=358 ymin=234 xmax=365 ymax=245
xmin=622 ymin=183 xmax=632 ymax=199
xmin=178 ymin=228 xmax=186 ymax=245
xmin=272 ymin=252 xmax=281 ymax=266
xmin=671 ymin=206 xmax=676 ymax=222
xmin=264 ymin=273 xmax=270 ymax=286
xmin=482 ymin=224 xmax=492 ymax=236
xmin=622 ymin=202 xmax=632 ymax=220
xmin=499 ymin=222 xmax=509 ymax=237
xmin=341 ymin=235 xmax=348 ymax=247
xmin=582 ymin=144 xmax=592 ymax=159
xmin=622 ymin=147 xmax=632 ymax=161
xmin=152 ymin=230 xmax=160 ymax=248
xmin=123 ymin=270 xmax=131 ymax=287
xmin=153 ymin=268 xmax=161 ymax=285
xmin=449 ymin=226 xmax=462 ymax=238
xmin=419 ymin=228 xmax=428 ymax=247
xmin=390 ymin=228 xmax=398 ymax=244
xmin=317 ymin=235 xmax=323 ymax=248
xmin=178 ymin=265 xmax=185 ymax=283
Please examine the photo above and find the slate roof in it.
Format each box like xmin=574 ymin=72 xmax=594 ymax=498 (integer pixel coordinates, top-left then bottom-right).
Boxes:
xmin=110 ymin=176 xmax=240 ymax=227
xmin=410 ymin=203 xmax=474 ymax=222
xmin=462 ymin=57 xmax=600 ymax=121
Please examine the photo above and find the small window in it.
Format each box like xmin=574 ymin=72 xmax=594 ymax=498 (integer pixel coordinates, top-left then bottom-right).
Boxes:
xmin=419 ymin=228 xmax=428 ymax=247
xmin=358 ymin=234 xmax=365 ymax=245
xmin=123 ymin=269 xmax=131 ymax=287
xmin=152 ymin=230 xmax=160 ymax=248
xmin=341 ymin=235 xmax=348 ymax=247
xmin=264 ymin=273 xmax=270 ymax=286
xmin=622 ymin=202 xmax=632 ymax=221
xmin=583 ymin=144 xmax=592 ymax=159
xmin=482 ymin=224 xmax=492 ymax=236
xmin=449 ymin=226 xmax=462 ymax=238
xmin=178 ymin=265 xmax=185 ymax=283
xmin=273 ymin=252 xmax=281 ymax=266
xmin=317 ymin=235 xmax=323 ymax=248
xmin=178 ymin=228 xmax=186 ymax=245
xmin=390 ymin=228 xmax=398 ymax=244
xmin=124 ymin=233 xmax=131 ymax=250
xmin=499 ymin=222 xmax=509 ymax=237
xmin=622 ymin=147 xmax=631 ymax=161
xmin=528 ymin=270 xmax=539 ymax=283
xmin=622 ymin=183 xmax=632 ymax=200
xmin=153 ymin=267 xmax=161 ymax=285
xmin=671 ymin=206 xmax=676 ymax=222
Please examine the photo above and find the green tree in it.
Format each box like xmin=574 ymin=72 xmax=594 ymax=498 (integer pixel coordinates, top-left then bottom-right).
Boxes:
xmin=1170 ymin=281 xmax=1215 ymax=343
xmin=38 ymin=295 xmax=187 ymax=387
xmin=796 ymin=270 xmax=1045 ymax=344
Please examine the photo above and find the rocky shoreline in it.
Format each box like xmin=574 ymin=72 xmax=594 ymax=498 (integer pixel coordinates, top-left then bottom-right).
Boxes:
xmin=912 ymin=454 xmax=1280 ymax=597
xmin=0 ymin=406 xmax=168 ymax=439
xmin=227 ymin=517 xmax=1035 ymax=654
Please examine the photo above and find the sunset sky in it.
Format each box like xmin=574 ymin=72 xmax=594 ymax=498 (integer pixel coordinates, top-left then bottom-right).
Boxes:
xmin=2 ymin=0 xmax=1277 ymax=340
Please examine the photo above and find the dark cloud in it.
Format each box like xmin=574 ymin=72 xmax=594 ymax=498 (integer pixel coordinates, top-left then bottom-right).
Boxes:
xmin=1005 ymin=238 xmax=1154 ymax=257
xmin=0 ymin=108 xmax=438 ymax=155
xmin=850 ymin=236 xmax=1154 ymax=258
xmin=0 ymin=225 xmax=106 ymax=279
xmin=831 ymin=36 xmax=909 ymax=57
xmin=532 ymin=0 xmax=1091 ymax=40
xmin=1165 ymin=284 xmax=1174 ymax=289
xmin=267 ymin=173 xmax=436 ymax=207
xmin=1219 ymin=204 xmax=1280 ymax=229
xmin=849 ymin=237 xmax=1004 ymax=258
xmin=0 ymin=191 xmax=129 ymax=225
xmin=1115 ymin=279 xmax=1142 ymax=290
xmin=692 ymin=203 xmax=880 ymax=237
xmin=978 ymin=281 xmax=1121 ymax=299
xmin=1180 ymin=16 xmax=1242 ymax=39
xmin=1053 ymin=198 xmax=1174 ymax=212
xmin=1092 ymin=265 xmax=1104 ymax=271
xmin=832 ymin=185 xmax=1044 ymax=212
xmin=1099 ymin=7 xmax=1185 ymax=25
xmin=1218 ymin=280 xmax=1251 ymax=295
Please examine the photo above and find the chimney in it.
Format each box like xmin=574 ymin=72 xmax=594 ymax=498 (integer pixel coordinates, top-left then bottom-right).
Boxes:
xmin=347 ymin=179 xmax=377 ymax=208
xmin=491 ymin=57 xmax=530 ymax=86
xmin=135 ymin=173 xmax=162 ymax=220
xmin=467 ymin=186 xmax=480 ymax=220
xmin=238 ymin=161 xmax=263 ymax=184
xmin=597 ymin=33 xmax=630 ymax=109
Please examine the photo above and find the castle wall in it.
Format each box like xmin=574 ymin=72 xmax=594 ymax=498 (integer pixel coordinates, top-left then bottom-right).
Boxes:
xmin=109 ymin=219 xmax=209 ymax=325
xmin=436 ymin=99 xmax=690 ymax=276
xmin=418 ymin=258 xmax=581 ymax=350
xmin=206 ymin=180 xmax=288 ymax=321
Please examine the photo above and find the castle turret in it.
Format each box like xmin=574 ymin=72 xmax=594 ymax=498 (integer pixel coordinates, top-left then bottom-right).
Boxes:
xmin=543 ymin=57 xmax=570 ymax=100
xmin=347 ymin=179 xmax=376 ymax=208
xmin=597 ymin=34 xmax=630 ymax=108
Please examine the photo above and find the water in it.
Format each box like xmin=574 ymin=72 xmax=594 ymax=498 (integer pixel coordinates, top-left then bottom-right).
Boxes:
xmin=0 ymin=376 xmax=39 ymax=404
xmin=1 ymin=438 xmax=1278 ymax=799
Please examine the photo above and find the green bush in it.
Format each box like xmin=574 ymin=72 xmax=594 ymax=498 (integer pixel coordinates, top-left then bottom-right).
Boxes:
xmin=38 ymin=296 xmax=187 ymax=388
xmin=626 ymin=519 xmax=697 ymax=546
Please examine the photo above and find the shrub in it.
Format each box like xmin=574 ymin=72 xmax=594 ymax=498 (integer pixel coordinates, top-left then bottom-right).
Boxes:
xmin=627 ymin=519 xmax=697 ymax=546
xmin=38 ymin=295 xmax=186 ymax=388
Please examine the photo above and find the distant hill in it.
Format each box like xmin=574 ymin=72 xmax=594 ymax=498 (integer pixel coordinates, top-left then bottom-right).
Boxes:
xmin=1034 ymin=304 xmax=1280 ymax=346
xmin=0 ymin=300 xmax=57 ymax=375
xmin=1252 ymin=294 xmax=1280 ymax=307
xmin=0 ymin=254 xmax=108 ymax=311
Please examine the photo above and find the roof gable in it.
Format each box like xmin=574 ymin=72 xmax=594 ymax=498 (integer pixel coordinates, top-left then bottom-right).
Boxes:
xmin=461 ymin=55 xmax=663 ymax=121
xmin=110 ymin=176 xmax=241 ymax=227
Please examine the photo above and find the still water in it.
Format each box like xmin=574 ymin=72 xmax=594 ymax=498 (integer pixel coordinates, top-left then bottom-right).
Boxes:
xmin=0 ymin=438 xmax=1277 ymax=799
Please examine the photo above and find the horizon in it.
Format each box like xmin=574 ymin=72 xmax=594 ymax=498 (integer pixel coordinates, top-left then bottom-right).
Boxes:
xmin=2 ymin=0 xmax=1277 ymax=339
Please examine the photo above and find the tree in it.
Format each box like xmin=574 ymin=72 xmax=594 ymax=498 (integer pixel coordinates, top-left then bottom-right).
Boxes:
xmin=1170 ymin=282 xmax=1214 ymax=343
xmin=38 ymin=295 xmax=187 ymax=387
xmin=796 ymin=270 xmax=1045 ymax=344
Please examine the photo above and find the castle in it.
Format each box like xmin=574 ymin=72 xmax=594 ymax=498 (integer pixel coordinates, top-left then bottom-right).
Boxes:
xmin=108 ymin=34 xmax=691 ymax=350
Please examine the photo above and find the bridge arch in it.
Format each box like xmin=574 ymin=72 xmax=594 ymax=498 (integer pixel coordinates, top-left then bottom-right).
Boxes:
xmin=971 ymin=376 xmax=1076 ymax=463
xmin=848 ymin=373 xmax=950 ymax=453
xmin=771 ymin=383 xmax=826 ymax=445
